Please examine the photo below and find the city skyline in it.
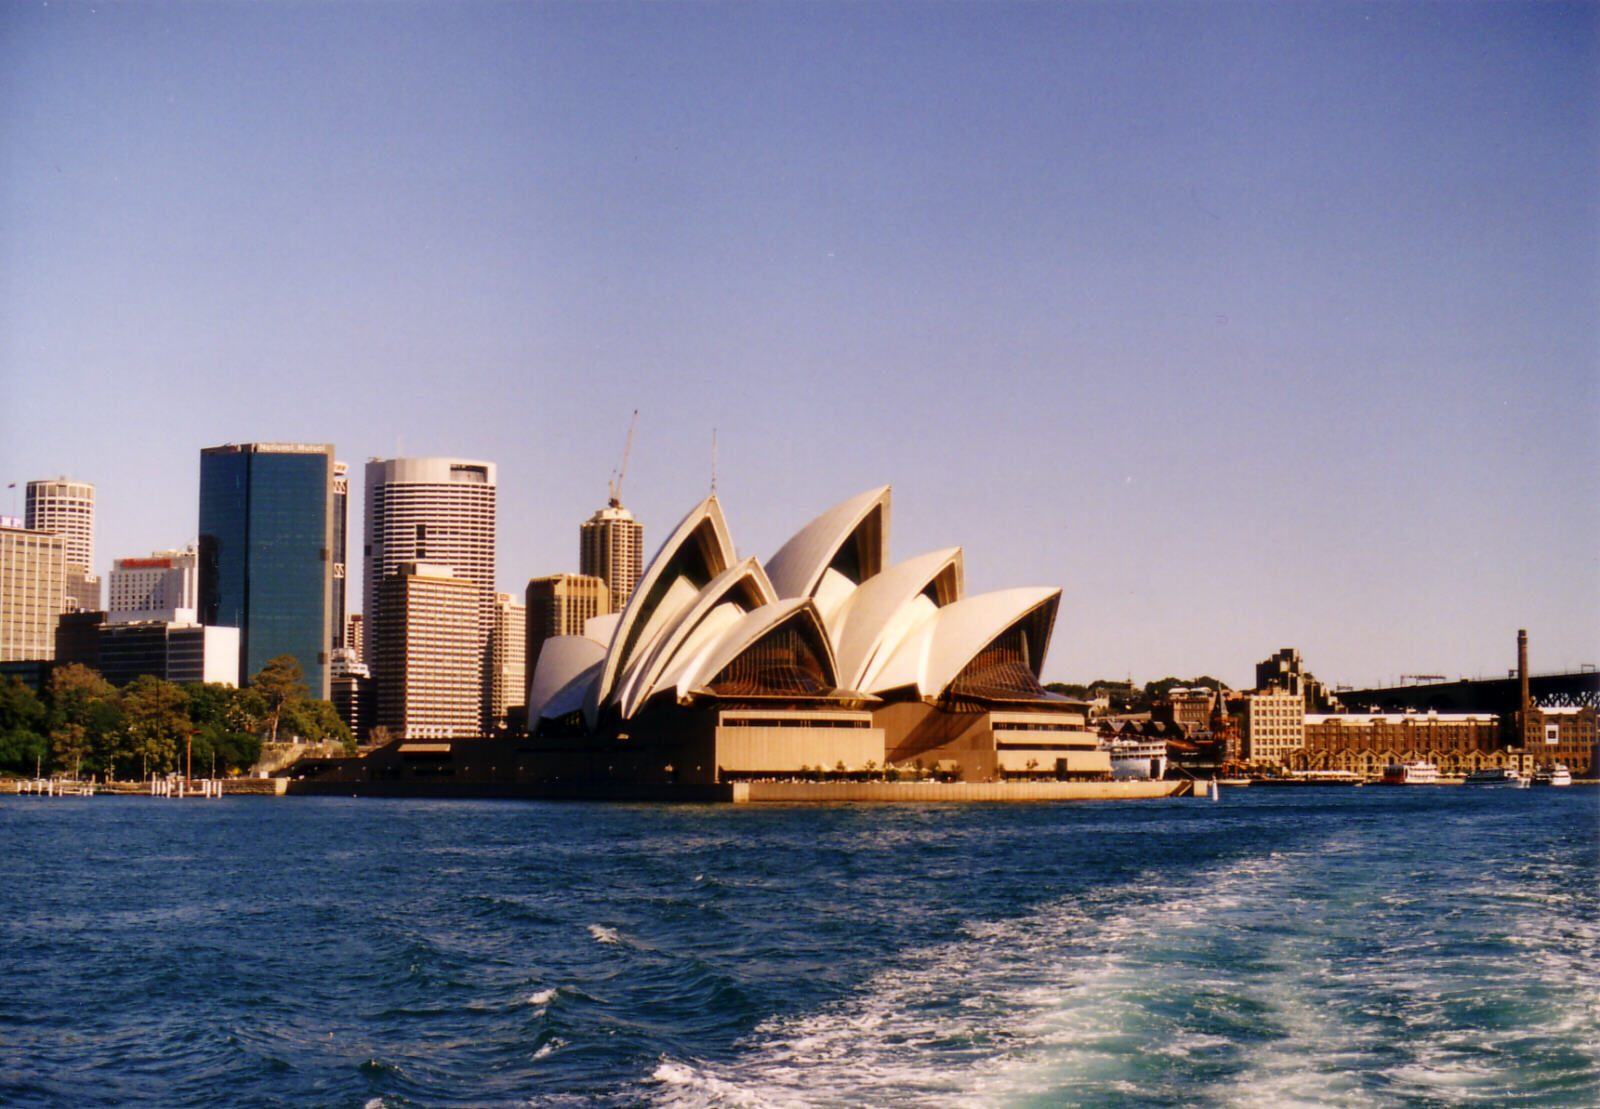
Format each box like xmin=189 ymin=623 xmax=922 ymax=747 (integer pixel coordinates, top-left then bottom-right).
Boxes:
xmin=3 ymin=2 xmax=1595 ymax=690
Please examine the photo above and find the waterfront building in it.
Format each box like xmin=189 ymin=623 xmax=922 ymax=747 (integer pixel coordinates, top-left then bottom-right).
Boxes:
xmin=1298 ymin=711 xmax=1500 ymax=776
xmin=1241 ymin=688 xmax=1306 ymax=765
xmin=488 ymin=592 xmax=526 ymax=732
xmin=526 ymin=487 xmax=1107 ymax=785
xmin=1505 ymin=628 xmax=1597 ymax=776
xmin=580 ymin=503 xmax=643 ymax=612
xmin=363 ymin=458 xmax=496 ymax=729
xmin=1155 ymin=686 xmax=1217 ymax=736
xmin=108 ymin=548 xmax=198 ymax=624
xmin=25 ymin=479 xmax=100 ymax=612
xmin=374 ymin=562 xmax=480 ymax=740
xmin=0 ymin=520 xmax=67 ymax=661
xmin=1522 ymin=706 xmax=1598 ymax=778
xmin=96 ymin=621 xmax=240 ymax=687
xmin=524 ymin=573 xmax=611 ymax=690
xmin=198 ymin=442 xmax=337 ymax=697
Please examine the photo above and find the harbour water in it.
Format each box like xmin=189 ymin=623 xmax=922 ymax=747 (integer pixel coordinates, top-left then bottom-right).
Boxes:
xmin=1 ymin=788 xmax=1595 ymax=1108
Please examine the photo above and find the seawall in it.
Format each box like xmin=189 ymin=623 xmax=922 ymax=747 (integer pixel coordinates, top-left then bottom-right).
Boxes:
xmin=736 ymin=779 xmax=1189 ymax=802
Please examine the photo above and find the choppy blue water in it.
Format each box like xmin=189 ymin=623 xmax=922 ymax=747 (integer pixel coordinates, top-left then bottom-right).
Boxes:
xmin=1 ymin=788 xmax=1595 ymax=1108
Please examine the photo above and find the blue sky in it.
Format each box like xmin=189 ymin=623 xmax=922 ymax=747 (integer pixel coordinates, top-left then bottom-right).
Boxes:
xmin=2 ymin=1 xmax=1595 ymax=689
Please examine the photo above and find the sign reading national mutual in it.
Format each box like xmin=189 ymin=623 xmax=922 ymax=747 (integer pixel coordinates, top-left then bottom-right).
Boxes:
xmin=118 ymin=558 xmax=173 ymax=569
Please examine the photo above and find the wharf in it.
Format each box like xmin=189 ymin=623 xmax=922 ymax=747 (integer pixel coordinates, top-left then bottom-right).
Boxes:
xmin=734 ymin=779 xmax=1190 ymax=802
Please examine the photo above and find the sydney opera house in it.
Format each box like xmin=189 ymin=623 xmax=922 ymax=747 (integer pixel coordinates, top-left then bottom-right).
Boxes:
xmin=522 ymin=486 xmax=1111 ymax=786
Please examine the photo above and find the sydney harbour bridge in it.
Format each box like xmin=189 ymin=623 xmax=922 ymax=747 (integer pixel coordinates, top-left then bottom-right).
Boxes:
xmin=1335 ymin=670 xmax=1599 ymax=715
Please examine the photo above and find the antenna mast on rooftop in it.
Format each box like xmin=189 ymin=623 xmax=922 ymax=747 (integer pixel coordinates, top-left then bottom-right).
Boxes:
xmin=710 ymin=428 xmax=718 ymax=496
xmin=607 ymin=409 xmax=637 ymax=508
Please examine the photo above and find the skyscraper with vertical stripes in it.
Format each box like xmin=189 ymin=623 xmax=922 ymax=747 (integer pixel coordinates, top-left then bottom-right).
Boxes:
xmin=26 ymin=478 xmax=100 ymax=612
xmin=363 ymin=458 xmax=497 ymax=731
xmin=580 ymin=503 xmax=642 ymax=613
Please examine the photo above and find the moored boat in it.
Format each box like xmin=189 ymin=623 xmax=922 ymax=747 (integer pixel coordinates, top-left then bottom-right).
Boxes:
xmin=1380 ymin=761 xmax=1441 ymax=785
xmin=1100 ymin=737 xmax=1168 ymax=781
xmin=1463 ymin=767 xmax=1528 ymax=787
xmin=1530 ymin=763 xmax=1572 ymax=787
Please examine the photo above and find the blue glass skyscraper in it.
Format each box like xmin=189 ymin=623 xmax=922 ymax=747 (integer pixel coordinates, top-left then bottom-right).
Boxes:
xmin=199 ymin=443 xmax=336 ymax=698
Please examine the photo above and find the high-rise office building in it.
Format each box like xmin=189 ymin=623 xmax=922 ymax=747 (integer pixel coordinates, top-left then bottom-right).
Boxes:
xmin=330 ymin=646 xmax=374 ymax=744
xmin=363 ymin=458 xmax=496 ymax=729
xmin=488 ymin=592 xmax=526 ymax=732
xmin=108 ymin=547 xmax=198 ymax=624
xmin=580 ymin=503 xmax=642 ymax=613
xmin=346 ymin=613 xmax=364 ymax=663
xmin=198 ymin=442 xmax=336 ymax=698
xmin=524 ymin=573 xmax=611 ymax=685
xmin=25 ymin=479 xmax=100 ymax=612
xmin=374 ymin=563 xmax=479 ymax=739
xmin=332 ymin=461 xmax=349 ymax=650
xmin=0 ymin=519 xmax=67 ymax=661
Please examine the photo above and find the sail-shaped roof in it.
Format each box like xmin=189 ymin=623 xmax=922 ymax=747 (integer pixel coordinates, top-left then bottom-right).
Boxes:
xmin=587 ymin=495 xmax=735 ymax=723
xmin=830 ymin=547 xmax=964 ymax=691
xmin=527 ymin=635 xmax=607 ymax=721
xmin=528 ymin=483 xmax=1067 ymax=740
xmin=613 ymin=557 xmax=778 ymax=719
xmin=868 ymin=587 xmax=1060 ymax=700
xmin=763 ymin=486 xmax=890 ymax=625
xmin=673 ymin=597 xmax=840 ymax=701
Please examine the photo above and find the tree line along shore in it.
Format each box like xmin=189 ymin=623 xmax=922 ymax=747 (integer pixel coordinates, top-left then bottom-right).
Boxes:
xmin=0 ymin=655 xmax=351 ymax=782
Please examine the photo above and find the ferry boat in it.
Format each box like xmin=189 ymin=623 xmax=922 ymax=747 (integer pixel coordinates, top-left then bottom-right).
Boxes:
xmin=1100 ymin=737 xmax=1168 ymax=781
xmin=1250 ymin=770 xmax=1364 ymax=787
xmin=1380 ymin=761 xmax=1441 ymax=785
xmin=1530 ymin=763 xmax=1572 ymax=787
xmin=1462 ymin=767 xmax=1528 ymax=788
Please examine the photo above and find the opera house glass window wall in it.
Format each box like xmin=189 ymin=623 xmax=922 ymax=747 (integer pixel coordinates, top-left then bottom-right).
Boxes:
xmin=199 ymin=443 xmax=335 ymax=697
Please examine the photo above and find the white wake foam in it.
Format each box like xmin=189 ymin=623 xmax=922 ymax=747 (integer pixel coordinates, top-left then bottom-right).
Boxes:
xmin=645 ymin=849 xmax=1328 ymax=1108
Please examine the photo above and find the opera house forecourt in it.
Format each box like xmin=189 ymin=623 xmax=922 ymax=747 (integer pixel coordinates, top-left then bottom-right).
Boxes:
xmin=289 ymin=488 xmax=1186 ymax=800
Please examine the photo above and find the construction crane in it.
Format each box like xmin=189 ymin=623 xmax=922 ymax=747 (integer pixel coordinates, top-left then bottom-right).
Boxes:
xmin=607 ymin=409 xmax=637 ymax=508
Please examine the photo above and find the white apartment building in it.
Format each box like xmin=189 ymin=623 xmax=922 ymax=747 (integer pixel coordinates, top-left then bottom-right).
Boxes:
xmin=0 ymin=520 xmax=67 ymax=661
xmin=1244 ymin=689 xmax=1306 ymax=764
xmin=374 ymin=563 xmax=480 ymax=739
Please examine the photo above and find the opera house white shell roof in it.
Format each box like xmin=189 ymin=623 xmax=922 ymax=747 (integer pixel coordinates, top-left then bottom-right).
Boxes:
xmin=528 ymin=486 xmax=1061 ymax=731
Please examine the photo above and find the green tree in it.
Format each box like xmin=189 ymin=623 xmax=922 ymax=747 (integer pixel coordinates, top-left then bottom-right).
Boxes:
xmin=1044 ymin=681 xmax=1091 ymax=699
xmin=1143 ymin=675 xmax=1226 ymax=698
xmin=44 ymin=664 xmax=121 ymax=778
xmin=121 ymin=675 xmax=189 ymax=779
xmin=251 ymin=655 xmax=308 ymax=743
xmin=280 ymin=698 xmax=354 ymax=753
xmin=0 ymin=676 xmax=48 ymax=775
xmin=184 ymin=682 xmax=266 ymax=775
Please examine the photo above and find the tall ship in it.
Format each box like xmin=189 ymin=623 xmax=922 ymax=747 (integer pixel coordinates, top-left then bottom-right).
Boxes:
xmin=1380 ymin=761 xmax=1441 ymax=785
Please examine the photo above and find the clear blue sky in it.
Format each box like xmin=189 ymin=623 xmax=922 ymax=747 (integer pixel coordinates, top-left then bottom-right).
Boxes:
xmin=3 ymin=1 xmax=1595 ymax=689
